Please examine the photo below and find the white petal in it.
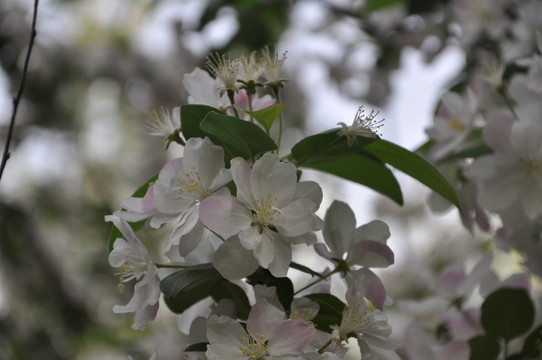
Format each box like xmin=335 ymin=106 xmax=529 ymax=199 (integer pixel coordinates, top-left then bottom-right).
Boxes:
xmin=212 ymin=238 xmax=259 ymax=280
xmin=322 ymin=201 xmax=356 ymax=258
xmin=199 ymin=195 xmax=251 ymax=237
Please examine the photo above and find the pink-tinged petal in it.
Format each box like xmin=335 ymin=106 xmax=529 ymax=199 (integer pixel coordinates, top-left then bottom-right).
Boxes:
xmin=131 ymin=302 xmax=159 ymax=331
xmin=502 ymin=272 xmax=531 ymax=292
xmin=208 ymin=168 xmax=232 ymax=193
xmin=323 ymin=201 xmax=356 ymax=258
xmin=354 ymin=220 xmax=390 ymax=244
xmin=313 ymin=243 xmax=334 ymax=261
xmin=267 ymin=237 xmax=292 ymax=278
xmin=294 ymin=181 xmax=323 ymax=208
xmin=230 ymin=157 xmax=253 ymax=206
xmin=275 ymin=199 xmax=323 ymax=236
xmin=439 ymin=340 xmax=470 ymax=360
xmin=239 ymin=226 xmax=264 ymax=250
xmin=179 ymin=220 xmax=205 ymax=257
xmin=171 ymin=205 xmax=200 ymax=243
xmin=251 ymin=153 xmax=296 ymax=207
xmin=510 ymin=119 xmax=542 ymax=157
xmin=200 ymin=195 xmax=251 ymax=237
xmin=251 ymin=94 xmax=276 ymax=110
xmin=105 ymin=214 xmax=143 ymax=246
xmin=253 ymin=230 xmax=275 ymax=268
xmin=444 ymin=308 xmax=480 ymax=341
xmin=206 ymin=315 xmax=246 ymax=360
xmin=247 ymin=300 xmax=286 ymax=337
xmin=483 ymin=112 xmax=514 ymax=152
xmin=183 ymin=67 xmax=224 ymax=108
xmin=458 ymin=253 xmax=493 ymax=296
xmin=212 ymin=237 xmax=259 ymax=280
xmin=439 ymin=264 xmax=467 ymax=292
xmin=348 ymin=268 xmax=387 ymax=310
xmin=347 ymin=240 xmax=394 ymax=268
xmin=183 ymin=137 xmax=226 ymax=189
xmin=268 ymin=320 xmax=316 ymax=356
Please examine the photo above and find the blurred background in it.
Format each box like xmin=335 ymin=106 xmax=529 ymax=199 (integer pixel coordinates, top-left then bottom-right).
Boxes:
xmin=0 ymin=0 xmax=505 ymax=359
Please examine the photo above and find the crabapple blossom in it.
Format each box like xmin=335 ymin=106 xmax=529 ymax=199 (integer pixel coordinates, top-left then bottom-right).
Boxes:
xmin=466 ymin=109 xmax=542 ymax=220
xmin=315 ymin=200 xmax=393 ymax=309
xmin=337 ymin=106 xmax=383 ymax=146
xmin=205 ymin=300 xmax=317 ymax=360
xmin=106 ymin=213 xmax=160 ymax=331
xmin=200 ymin=153 xmax=323 ymax=277
xmin=151 ymin=136 xmax=231 ymax=254
xmin=331 ymin=277 xmax=399 ymax=360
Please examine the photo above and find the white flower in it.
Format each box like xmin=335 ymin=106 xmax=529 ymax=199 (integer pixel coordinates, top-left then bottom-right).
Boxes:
xmin=425 ymin=89 xmax=478 ymax=161
xmin=183 ymin=67 xmax=231 ymax=111
xmin=332 ymin=278 xmax=400 ymax=360
xmin=260 ymin=45 xmax=288 ymax=88
xmin=206 ymin=52 xmax=240 ymax=94
xmin=151 ymin=137 xmax=232 ymax=254
xmin=337 ymin=106 xmax=383 ymax=146
xmin=466 ymin=110 xmax=542 ymax=219
xmin=206 ymin=300 xmax=317 ymax=360
xmin=145 ymin=106 xmax=180 ymax=138
xmin=200 ymin=153 xmax=323 ymax=277
xmin=314 ymin=200 xmax=393 ymax=309
xmin=106 ymin=213 xmax=160 ymax=331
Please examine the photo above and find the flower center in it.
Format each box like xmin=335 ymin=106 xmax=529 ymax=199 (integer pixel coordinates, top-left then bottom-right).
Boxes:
xmin=176 ymin=167 xmax=210 ymax=199
xmin=449 ymin=117 xmax=465 ymax=132
xmin=251 ymin=193 xmax=280 ymax=229
xmin=240 ymin=332 xmax=269 ymax=360
xmin=116 ymin=256 xmax=147 ymax=292
xmin=522 ymin=158 xmax=542 ymax=182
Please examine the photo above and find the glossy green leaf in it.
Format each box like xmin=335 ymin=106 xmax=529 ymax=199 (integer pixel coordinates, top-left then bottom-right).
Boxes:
xmin=246 ymin=268 xmax=294 ymax=312
xmin=210 ymin=280 xmax=251 ymax=320
xmin=200 ymin=111 xmax=277 ymax=162
xmin=301 ymin=153 xmax=403 ymax=205
xmin=481 ymin=288 xmax=535 ymax=341
xmin=108 ymin=173 xmax=158 ymax=251
xmin=291 ymin=129 xmax=375 ymax=166
xmin=363 ymin=139 xmax=461 ymax=212
xmin=160 ymin=264 xmax=222 ymax=314
xmin=239 ymin=103 xmax=284 ymax=131
xmin=305 ymin=293 xmax=345 ymax=333
xmin=468 ymin=335 xmax=501 ymax=360
xmin=180 ymin=104 xmax=221 ymax=140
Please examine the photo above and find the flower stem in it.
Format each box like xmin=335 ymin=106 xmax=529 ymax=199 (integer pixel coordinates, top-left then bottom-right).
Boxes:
xmin=227 ymin=89 xmax=240 ymax=118
xmin=155 ymin=263 xmax=189 ymax=269
xmin=293 ymin=268 xmax=340 ymax=296
xmin=498 ymin=87 xmax=520 ymax=121
xmin=317 ymin=339 xmax=332 ymax=354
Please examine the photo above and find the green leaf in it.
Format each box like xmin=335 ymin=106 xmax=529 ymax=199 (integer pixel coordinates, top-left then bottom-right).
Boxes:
xmin=160 ymin=264 xmax=222 ymax=314
xmin=108 ymin=173 xmax=158 ymax=251
xmin=364 ymin=0 xmax=405 ymax=12
xmin=180 ymin=104 xmax=221 ymax=140
xmin=468 ymin=335 xmax=501 ymax=360
xmin=305 ymin=293 xmax=345 ymax=333
xmin=239 ymin=103 xmax=284 ymax=132
xmin=521 ymin=323 xmax=542 ymax=358
xmin=481 ymin=288 xmax=535 ymax=341
xmin=246 ymin=268 xmax=294 ymax=312
xmin=210 ymin=280 xmax=251 ymax=320
xmin=290 ymin=129 xmax=375 ymax=166
xmin=363 ymin=139 xmax=461 ymax=212
xmin=184 ymin=343 xmax=208 ymax=352
xmin=302 ymin=153 xmax=403 ymax=205
xmin=200 ymin=111 xmax=277 ymax=162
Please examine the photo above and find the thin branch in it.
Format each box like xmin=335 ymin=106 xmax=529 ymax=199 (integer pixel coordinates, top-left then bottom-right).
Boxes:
xmin=0 ymin=0 xmax=39 ymax=182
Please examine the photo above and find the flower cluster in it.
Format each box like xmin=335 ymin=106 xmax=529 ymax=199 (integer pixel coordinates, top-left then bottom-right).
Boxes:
xmin=107 ymin=46 xmax=401 ymax=359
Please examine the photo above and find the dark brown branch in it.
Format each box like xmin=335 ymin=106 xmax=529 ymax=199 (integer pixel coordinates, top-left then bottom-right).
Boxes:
xmin=0 ymin=0 xmax=39 ymax=182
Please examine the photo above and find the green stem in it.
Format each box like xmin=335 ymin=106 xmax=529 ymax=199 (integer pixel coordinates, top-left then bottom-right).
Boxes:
xmin=227 ymin=89 xmax=240 ymax=118
xmin=317 ymin=339 xmax=332 ymax=354
xmin=272 ymin=87 xmax=283 ymax=153
xmin=155 ymin=263 xmax=189 ymax=269
xmin=293 ymin=268 xmax=340 ymax=296
xmin=498 ymin=87 xmax=520 ymax=121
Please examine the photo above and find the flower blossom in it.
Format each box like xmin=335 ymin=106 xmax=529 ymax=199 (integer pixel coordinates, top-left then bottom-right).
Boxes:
xmin=151 ymin=136 xmax=232 ymax=254
xmin=106 ymin=213 xmax=160 ymax=331
xmin=145 ymin=106 xmax=181 ymax=148
xmin=206 ymin=300 xmax=317 ymax=360
xmin=315 ymin=200 xmax=394 ymax=309
xmin=331 ymin=277 xmax=399 ymax=360
xmin=200 ymin=153 xmax=323 ymax=277
xmin=466 ymin=109 xmax=542 ymax=219
xmin=337 ymin=106 xmax=383 ymax=146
